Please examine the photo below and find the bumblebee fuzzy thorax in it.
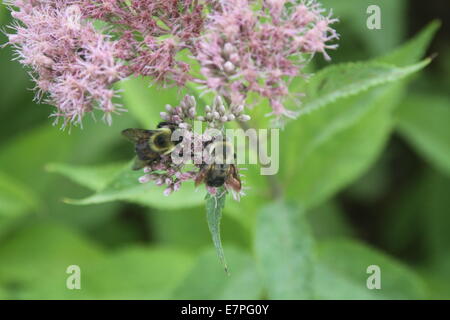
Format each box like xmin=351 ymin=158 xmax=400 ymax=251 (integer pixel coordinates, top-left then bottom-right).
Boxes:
xmin=149 ymin=127 xmax=177 ymax=155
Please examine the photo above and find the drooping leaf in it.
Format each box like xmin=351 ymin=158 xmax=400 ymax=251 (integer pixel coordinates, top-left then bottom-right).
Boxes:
xmin=150 ymin=205 xmax=250 ymax=252
xmin=255 ymin=202 xmax=314 ymax=299
xmin=396 ymin=94 xmax=450 ymax=176
xmin=205 ymin=189 xmax=228 ymax=273
xmin=171 ymin=247 xmax=263 ymax=299
xmin=314 ymin=239 xmax=427 ymax=299
xmin=49 ymin=162 xmax=204 ymax=209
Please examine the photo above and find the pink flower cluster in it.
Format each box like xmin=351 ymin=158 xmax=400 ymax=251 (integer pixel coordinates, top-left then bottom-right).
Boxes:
xmin=5 ymin=0 xmax=127 ymax=127
xmin=5 ymin=0 xmax=338 ymax=127
xmin=79 ymin=0 xmax=207 ymax=86
xmin=196 ymin=0 xmax=339 ymax=120
xmin=138 ymin=156 xmax=198 ymax=196
xmin=138 ymin=94 xmax=246 ymax=200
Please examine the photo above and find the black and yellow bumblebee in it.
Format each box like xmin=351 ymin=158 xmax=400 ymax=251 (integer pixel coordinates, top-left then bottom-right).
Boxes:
xmin=195 ymin=139 xmax=242 ymax=193
xmin=122 ymin=122 xmax=181 ymax=170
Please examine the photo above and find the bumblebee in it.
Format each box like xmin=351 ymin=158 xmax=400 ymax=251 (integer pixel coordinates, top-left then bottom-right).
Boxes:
xmin=195 ymin=139 xmax=242 ymax=193
xmin=122 ymin=122 xmax=181 ymax=170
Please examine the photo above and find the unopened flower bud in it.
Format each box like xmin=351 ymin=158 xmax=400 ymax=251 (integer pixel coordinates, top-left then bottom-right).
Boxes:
xmin=238 ymin=114 xmax=251 ymax=122
xmin=229 ymin=53 xmax=240 ymax=65
xmin=223 ymin=43 xmax=235 ymax=57
xmin=139 ymin=175 xmax=151 ymax=184
xmin=232 ymin=104 xmax=244 ymax=114
xmin=143 ymin=167 xmax=152 ymax=173
xmin=178 ymin=122 xmax=189 ymax=129
xmin=186 ymin=95 xmax=196 ymax=108
xmin=218 ymin=104 xmax=226 ymax=115
xmin=224 ymin=61 xmax=235 ymax=74
xmin=163 ymin=187 xmax=173 ymax=196
xmin=160 ymin=112 xmax=169 ymax=120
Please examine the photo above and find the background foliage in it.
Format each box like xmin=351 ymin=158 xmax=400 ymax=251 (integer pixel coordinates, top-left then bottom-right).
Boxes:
xmin=0 ymin=0 xmax=449 ymax=299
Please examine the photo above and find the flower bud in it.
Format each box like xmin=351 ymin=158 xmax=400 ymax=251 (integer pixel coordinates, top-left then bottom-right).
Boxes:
xmin=232 ymin=104 xmax=244 ymax=114
xmin=238 ymin=114 xmax=251 ymax=122
xmin=160 ymin=112 xmax=169 ymax=120
xmin=224 ymin=61 xmax=235 ymax=74
xmin=223 ymin=43 xmax=235 ymax=57
xmin=189 ymin=107 xmax=196 ymax=118
xmin=139 ymin=175 xmax=151 ymax=184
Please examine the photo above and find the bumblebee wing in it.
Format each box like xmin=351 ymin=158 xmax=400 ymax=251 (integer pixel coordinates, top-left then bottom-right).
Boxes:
xmin=225 ymin=165 xmax=242 ymax=192
xmin=195 ymin=165 xmax=210 ymax=187
xmin=131 ymin=157 xmax=149 ymax=171
xmin=122 ymin=128 xmax=153 ymax=143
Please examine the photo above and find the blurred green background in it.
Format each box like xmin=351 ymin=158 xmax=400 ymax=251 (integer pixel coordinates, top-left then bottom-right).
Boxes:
xmin=0 ymin=0 xmax=449 ymax=299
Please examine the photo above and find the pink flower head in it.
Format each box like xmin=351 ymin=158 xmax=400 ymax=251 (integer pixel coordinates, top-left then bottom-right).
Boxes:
xmin=5 ymin=1 xmax=128 ymax=128
xmin=196 ymin=0 xmax=338 ymax=121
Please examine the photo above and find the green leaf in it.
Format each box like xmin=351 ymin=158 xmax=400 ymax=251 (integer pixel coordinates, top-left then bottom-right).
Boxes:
xmin=396 ymin=94 xmax=450 ymax=176
xmin=150 ymin=206 xmax=250 ymax=252
xmin=298 ymin=59 xmax=430 ymax=116
xmin=377 ymin=20 xmax=441 ymax=66
xmin=0 ymin=223 xmax=194 ymax=299
xmin=307 ymin=202 xmax=355 ymax=241
xmin=171 ymin=247 xmax=263 ymax=299
xmin=255 ymin=202 xmax=314 ymax=299
xmin=119 ymin=77 xmax=189 ymax=127
xmin=314 ymin=239 xmax=427 ymax=299
xmin=0 ymin=125 xmax=75 ymax=191
xmin=0 ymin=171 xmax=41 ymax=217
xmin=283 ymin=84 xmax=400 ymax=209
xmin=0 ymin=222 xmax=104 ymax=299
xmin=205 ymin=189 xmax=228 ymax=273
xmin=281 ymin=23 xmax=438 ymax=209
xmin=50 ymin=162 xmax=205 ymax=209
xmin=46 ymin=162 xmax=126 ymax=191
xmin=381 ymin=169 xmax=450 ymax=263
xmin=79 ymin=247 xmax=194 ymax=299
